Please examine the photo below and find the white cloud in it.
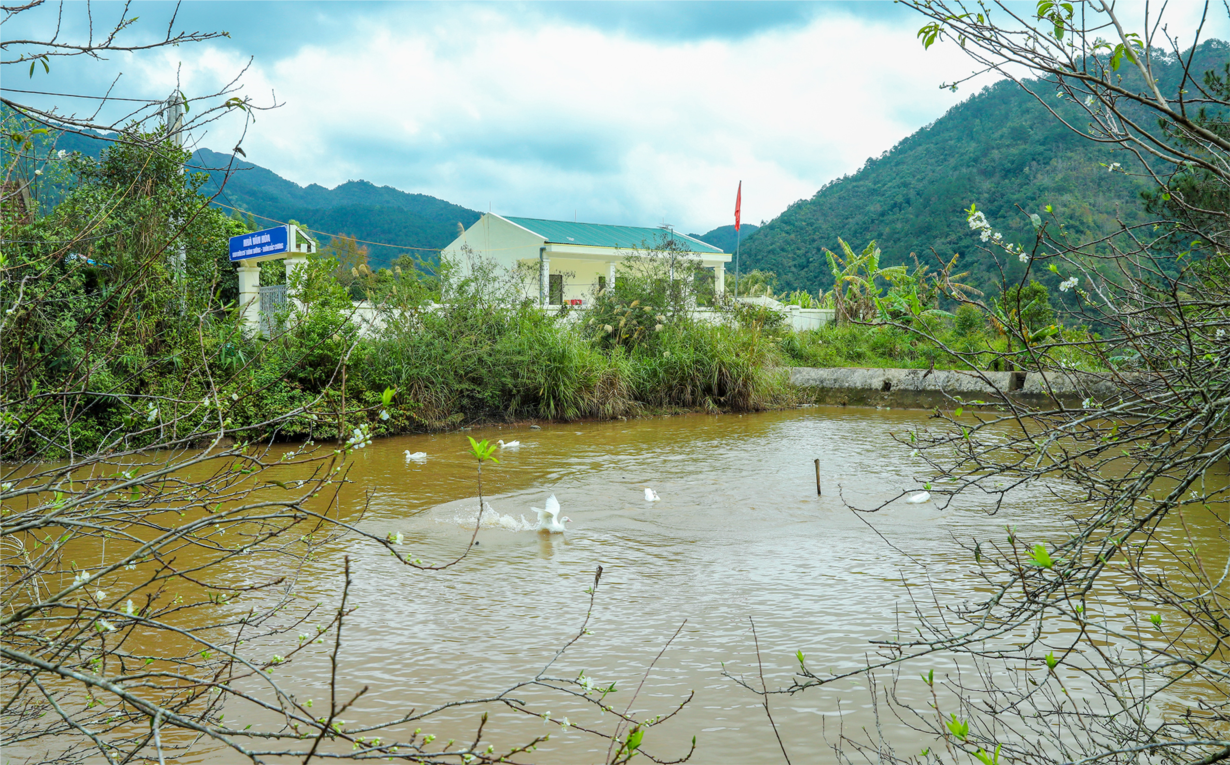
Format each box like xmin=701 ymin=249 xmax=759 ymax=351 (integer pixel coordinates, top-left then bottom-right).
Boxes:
xmin=140 ymin=6 xmax=999 ymax=232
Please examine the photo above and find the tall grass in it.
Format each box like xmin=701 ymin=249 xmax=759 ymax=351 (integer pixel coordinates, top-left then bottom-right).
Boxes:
xmin=631 ymin=320 xmax=786 ymax=411
xmin=357 ymin=251 xmax=788 ymax=428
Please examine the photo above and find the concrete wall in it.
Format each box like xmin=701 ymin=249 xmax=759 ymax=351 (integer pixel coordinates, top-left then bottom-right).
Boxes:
xmin=787 ymin=307 xmax=834 ymax=331
xmin=790 ymin=366 xmax=1127 ymax=409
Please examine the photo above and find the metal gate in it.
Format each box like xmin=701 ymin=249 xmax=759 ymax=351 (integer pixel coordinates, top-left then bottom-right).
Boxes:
xmin=259 ymin=284 xmax=288 ymax=338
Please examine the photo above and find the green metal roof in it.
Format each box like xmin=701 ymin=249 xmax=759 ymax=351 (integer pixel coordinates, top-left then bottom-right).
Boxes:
xmin=502 ymin=215 xmax=725 ymax=254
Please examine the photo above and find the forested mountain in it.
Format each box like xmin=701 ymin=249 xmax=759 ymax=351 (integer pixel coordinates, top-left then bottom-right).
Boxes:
xmin=739 ymin=40 xmax=1229 ymax=296
xmin=691 ymin=224 xmax=758 ymax=253
xmin=18 ymin=125 xmax=480 ymax=268
xmin=190 ymin=149 xmax=480 ymax=268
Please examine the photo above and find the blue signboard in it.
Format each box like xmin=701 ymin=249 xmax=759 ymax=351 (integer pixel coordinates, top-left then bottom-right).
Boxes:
xmin=229 ymin=225 xmax=290 ymax=262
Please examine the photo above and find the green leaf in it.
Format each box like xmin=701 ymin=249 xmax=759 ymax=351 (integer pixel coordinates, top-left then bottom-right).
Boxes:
xmin=917 ymin=22 xmax=942 ymax=49
xmin=1031 ymin=544 xmax=1054 ymax=568
xmin=625 ymin=727 xmax=644 ymax=752
xmin=954 ymin=407 xmax=963 ymax=417
xmin=946 ymin=714 xmax=969 ymax=741
xmin=921 ymin=668 xmax=934 ymax=686
xmin=381 ymin=386 xmax=397 ymax=406
xmin=1029 ymin=212 xmax=1042 ymax=229
xmin=1150 ymin=613 xmax=1162 ymax=629
xmin=1029 ymin=324 xmax=1061 ymax=343
xmin=466 ymin=436 xmax=499 ymax=464
xmin=1045 ymin=652 xmax=1057 ymax=670
xmin=796 ymin=650 xmax=806 ymax=669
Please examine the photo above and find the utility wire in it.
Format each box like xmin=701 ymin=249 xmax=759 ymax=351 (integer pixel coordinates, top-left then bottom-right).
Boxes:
xmin=211 ymin=200 xmax=445 ymax=253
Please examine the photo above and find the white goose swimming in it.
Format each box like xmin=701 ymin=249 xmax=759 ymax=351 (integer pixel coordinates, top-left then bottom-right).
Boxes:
xmin=644 ymin=488 xmax=660 ymax=502
xmin=498 ymin=439 xmax=521 ymax=449
xmin=404 ymin=450 xmax=427 ymax=463
xmin=905 ymin=491 xmax=931 ymax=504
xmin=532 ymin=494 xmax=571 ymax=533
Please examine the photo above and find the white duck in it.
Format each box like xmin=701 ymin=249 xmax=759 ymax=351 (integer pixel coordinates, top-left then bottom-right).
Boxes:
xmin=905 ymin=491 xmax=931 ymax=504
xmin=498 ymin=439 xmax=521 ymax=449
xmin=532 ymin=494 xmax=571 ymax=533
xmin=404 ymin=450 xmax=427 ymax=463
xmin=644 ymin=488 xmax=660 ymax=502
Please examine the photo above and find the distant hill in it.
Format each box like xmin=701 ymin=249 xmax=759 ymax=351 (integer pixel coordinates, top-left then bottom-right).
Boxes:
xmin=739 ymin=40 xmax=1228 ymax=297
xmin=190 ymin=149 xmax=480 ymax=268
xmin=21 ymin=126 xmax=481 ymax=268
xmin=691 ymin=224 xmax=758 ymax=253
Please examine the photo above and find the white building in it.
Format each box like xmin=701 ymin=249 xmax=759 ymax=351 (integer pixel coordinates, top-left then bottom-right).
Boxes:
xmin=441 ymin=213 xmax=732 ymax=306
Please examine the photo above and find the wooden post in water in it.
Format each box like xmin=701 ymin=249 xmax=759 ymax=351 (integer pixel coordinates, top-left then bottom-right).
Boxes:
xmin=814 ymin=459 xmax=822 ymax=496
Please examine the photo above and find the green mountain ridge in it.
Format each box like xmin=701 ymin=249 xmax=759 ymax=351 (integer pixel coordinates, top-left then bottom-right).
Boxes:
xmin=21 ymin=127 xmax=483 ymax=269
xmin=690 ymin=224 xmax=759 ymax=253
xmin=739 ymin=39 xmax=1228 ymax=298
xmin=190 ymin=148 xmax=481 ymax=267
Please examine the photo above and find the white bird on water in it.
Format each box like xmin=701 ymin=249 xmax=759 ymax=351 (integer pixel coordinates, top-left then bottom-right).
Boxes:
xmin=644 ymin=488 xmax=660 ymax=502
xmin=906 ymin=491 xmax=931 ymax=504
xmin=404 ymin=450 xmax=427 ymax=463
xmin=532 ymin=494 xmax=571 ymax=533
xmin=498 ymin=439 xmax=521 ymax=449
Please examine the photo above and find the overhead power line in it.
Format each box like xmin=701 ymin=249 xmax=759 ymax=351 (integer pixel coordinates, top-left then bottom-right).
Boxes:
xmin=212 ymin=201 xmax=444 ymax=253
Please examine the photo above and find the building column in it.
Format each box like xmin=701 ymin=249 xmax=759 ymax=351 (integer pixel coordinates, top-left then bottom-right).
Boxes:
xmin=237 ymin=263 xmax=262 ymax=336
xmin=714 ymin=262 xmax=726 ymax=296
xmin=285 ymin=256 xmax=308 ymax=314
xmin=607 ymin=261 xmax=617 ymax=293
xmin=540 ymin=253 xmax=550 ymax=308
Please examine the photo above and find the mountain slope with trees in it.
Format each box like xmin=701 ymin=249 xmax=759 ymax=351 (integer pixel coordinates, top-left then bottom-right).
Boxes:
xmin=691 ymin=223 xmax=758 ymax=253
xmin=191 ymin=148 xmax=481 ymax=268
xmin=739 ymin=40 xmax=1227 ymax=296
xmin=18 ymin=124 xmax=481 ymax=268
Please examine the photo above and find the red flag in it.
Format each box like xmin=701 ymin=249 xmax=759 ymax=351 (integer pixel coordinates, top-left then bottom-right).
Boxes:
xmin=734 ymin=181 xmax=742 ymax=232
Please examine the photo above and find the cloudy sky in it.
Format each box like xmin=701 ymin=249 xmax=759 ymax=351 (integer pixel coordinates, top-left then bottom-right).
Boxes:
xmin=5 ymin=1 xmax=1225 ymax=234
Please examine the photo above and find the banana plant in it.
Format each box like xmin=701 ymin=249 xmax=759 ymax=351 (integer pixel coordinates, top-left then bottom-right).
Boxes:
xmin=824 ymin=238 xmax=906 ymax=324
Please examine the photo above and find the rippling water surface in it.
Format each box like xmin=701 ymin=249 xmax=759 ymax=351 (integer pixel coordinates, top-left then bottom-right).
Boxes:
xmin=191 ymin=407 xmax=1171 ymax=763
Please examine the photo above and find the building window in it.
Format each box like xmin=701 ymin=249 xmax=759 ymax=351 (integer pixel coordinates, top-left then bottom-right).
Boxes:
xmin=597 ymin=275 xmax=607 ymax=293
xmin=549 ymin=273 xmax=563 ymax=305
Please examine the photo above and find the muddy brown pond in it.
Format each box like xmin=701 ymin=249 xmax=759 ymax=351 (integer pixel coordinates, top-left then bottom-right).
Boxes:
xmin=28 ymin=406 xmax=1224 ymax=764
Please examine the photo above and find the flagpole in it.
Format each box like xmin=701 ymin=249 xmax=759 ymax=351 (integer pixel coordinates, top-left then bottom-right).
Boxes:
xmin=734 ymin=226 xmax=740 ymax=300
xmin=734 ymin=180 xmax=742 ymax=300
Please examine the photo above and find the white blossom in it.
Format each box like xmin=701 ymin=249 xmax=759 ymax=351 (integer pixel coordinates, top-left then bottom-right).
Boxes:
xmin=1059 ymin=277 xmax=1080 ymax=292
xmin=125 ymin=599 xmax=136 ymax=616
xmin=1108 ymin=162 xmax=1120 ymax=172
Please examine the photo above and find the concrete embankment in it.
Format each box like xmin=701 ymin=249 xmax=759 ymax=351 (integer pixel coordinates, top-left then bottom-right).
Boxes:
xmin=789 ymin=367 xmax=1123 ymax=409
